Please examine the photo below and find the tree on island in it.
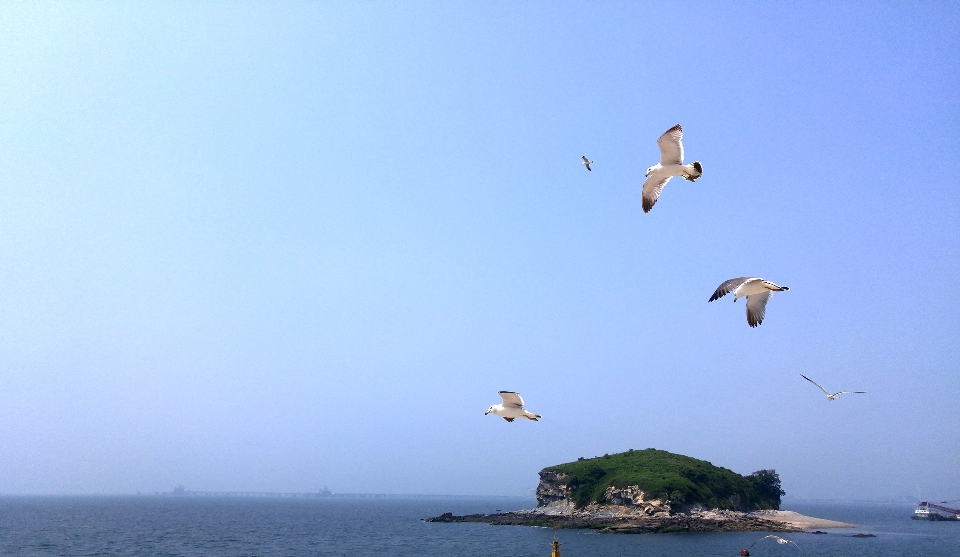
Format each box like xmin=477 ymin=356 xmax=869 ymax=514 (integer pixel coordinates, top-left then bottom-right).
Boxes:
xmin=747 ymin=470 xmax=785 ymax=509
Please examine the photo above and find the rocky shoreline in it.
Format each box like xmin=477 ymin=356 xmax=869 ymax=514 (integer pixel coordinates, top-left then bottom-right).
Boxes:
xmin=426 ymin=469 xmax=855 ymax=534
xmin=427 ymin=509 xmax=808 ymax=533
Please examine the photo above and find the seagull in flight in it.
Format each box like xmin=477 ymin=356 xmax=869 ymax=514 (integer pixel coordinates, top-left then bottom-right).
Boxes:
xmin=801 ymin=375 xmax=866 ymax=401
xmin=485 ymin=391 xmax=541 ymax=422
xmin=642 ymin=124 xmax=703 ymax=212
xmin=709 ymin=277 xmax=789 ymax=327
xmin=750 ymin=535 xmax=802 ymax=552
xmin=581 ymin=156 xmax=593 ymax=171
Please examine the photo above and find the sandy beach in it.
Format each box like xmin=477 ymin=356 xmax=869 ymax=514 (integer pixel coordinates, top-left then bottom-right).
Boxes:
xmin=754 ymin=510 xmax=857 ymax=529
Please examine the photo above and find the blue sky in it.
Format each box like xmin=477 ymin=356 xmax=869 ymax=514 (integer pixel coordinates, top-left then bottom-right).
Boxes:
xmin=1 ymin=2 xmax=957 ymax=501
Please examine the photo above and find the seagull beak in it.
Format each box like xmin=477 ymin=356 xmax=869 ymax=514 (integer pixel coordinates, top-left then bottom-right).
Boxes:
xmin=484 ymin=411 xmax=490 ymax=415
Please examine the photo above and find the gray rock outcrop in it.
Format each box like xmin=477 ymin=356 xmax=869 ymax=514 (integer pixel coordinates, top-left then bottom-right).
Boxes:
xmin=533 ymin=470 xmax=671 ymax=517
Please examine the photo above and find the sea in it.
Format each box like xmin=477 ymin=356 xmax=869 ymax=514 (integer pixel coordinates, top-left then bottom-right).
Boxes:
xmin=1 ymin=496 xmax=957 ymax=556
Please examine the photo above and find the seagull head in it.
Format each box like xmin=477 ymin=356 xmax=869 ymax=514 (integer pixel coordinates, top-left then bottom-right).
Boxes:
xmin=761 ymin=281 xmax=789 ymax=292
xmin=485 ymin=406 xmax=495 ymax=415
xmin=645 ymin=166 xmax=654 ymax=177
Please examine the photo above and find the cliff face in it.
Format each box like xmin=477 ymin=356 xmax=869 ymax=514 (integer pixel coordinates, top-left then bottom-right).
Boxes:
xmin=535 ymin=470 xmax=571 ymax=507
xmin=534 ymin=469 xmax=671 ymax=517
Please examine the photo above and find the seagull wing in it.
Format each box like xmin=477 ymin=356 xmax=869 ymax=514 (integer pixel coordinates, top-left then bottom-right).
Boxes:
xmin=801 ymin=375 xmax=832 ymax=397
xmin=750 ymin=535 xmax=779 ymax=548
xmin=746 ymin=290 xmax=771 ymax=327
xmin=498 ymin=391 xmax=525 ymax=409
xmin=641 ymin=175 xmax=672 ymax=213
xmin=657 ymin=124 xmax=684 ymax=165
xmin=834 ymin=391 xmax=867 ymax=396
xmin=788 ymin=540 xmax=803 ymax=552
xmin=708 ymin=277 xmax=754 ymax=302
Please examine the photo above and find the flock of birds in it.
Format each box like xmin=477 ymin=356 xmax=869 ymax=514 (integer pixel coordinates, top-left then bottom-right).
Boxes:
xmin=484 ymin=125 xmax=869 ymax=554
xmin=486 ymin=125 xmax=865 ymax=422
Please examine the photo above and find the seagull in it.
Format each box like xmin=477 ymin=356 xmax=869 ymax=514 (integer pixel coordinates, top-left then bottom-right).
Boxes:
xmin=709 ymin=277 xmax=789 ymax=327
xmin=801 ymin=375 xmax=866 ymax=401
xmin=581 ymin=156 xmax=593 ymax=171
xmin=485 ymin=391 xmax=541 ymax=422
xmin=642 ymin=124 xmax=703 ymax=212
xmin=750 ymin=535 xmax=802 ymax=552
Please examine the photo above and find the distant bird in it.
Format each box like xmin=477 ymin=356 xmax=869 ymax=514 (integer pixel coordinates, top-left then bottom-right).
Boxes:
xmin=750 ymin=534 xmax=802 ymax=552
xmin=801 ymin=375 xmax=866 ymax=401
xmin=581 ymin=156 xmax=593 ymax=171
xmin=709 ymin=277 xmax=790 ymax=327
xmin=642 ymin=124 xmax=703 ymax=212
xmin=485 ymin=391 xmax=541 ymax=422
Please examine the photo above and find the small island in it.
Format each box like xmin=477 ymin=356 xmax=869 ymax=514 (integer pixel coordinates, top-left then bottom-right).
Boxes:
xmin=428 ymin=449 xmax=854 ymax=533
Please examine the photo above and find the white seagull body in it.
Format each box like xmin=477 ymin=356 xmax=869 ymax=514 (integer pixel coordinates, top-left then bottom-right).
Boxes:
xmin=709 ymin=277 xmax=789 ymax=327
xmin=642 ymin=124 xmax=703 ymax=212
xmin=581 ymin=156 xmax=593 ymax=171
xmin=485 ymin=391 xmax=541 ymax=422
xmin=801 ymin=374 xmax=866 ymax=401
xmin=750 ymin=534 xmax=802 ymax=552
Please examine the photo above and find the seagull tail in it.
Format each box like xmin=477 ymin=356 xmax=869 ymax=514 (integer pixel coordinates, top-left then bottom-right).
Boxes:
xmin=525 ymin=412 xmax=542 ymax=421
xmin=682 ymin=161 xmax=703 ymax=181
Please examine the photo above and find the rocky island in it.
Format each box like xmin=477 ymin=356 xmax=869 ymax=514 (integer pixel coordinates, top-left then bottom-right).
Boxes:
xmin=428 ymin=449 xmax=854 ymax=533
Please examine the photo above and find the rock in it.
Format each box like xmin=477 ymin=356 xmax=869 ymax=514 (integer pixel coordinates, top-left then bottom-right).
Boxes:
xmin=423 ymin=509 xmax=803 ymax=534
xmin=535 ymin=470 xmax=572 ymax=507
xmin=425 ymin=512 xmax=484 ymax=523
xmin=534 ymin=473 xmax=671 ymax=519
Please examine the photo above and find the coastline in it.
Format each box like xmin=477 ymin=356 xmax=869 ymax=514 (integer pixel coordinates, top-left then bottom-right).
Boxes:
xmin=755 ymin=509 xmax=857 ymax=530
xmin=426 ymin=508 xmax=857 ymax=534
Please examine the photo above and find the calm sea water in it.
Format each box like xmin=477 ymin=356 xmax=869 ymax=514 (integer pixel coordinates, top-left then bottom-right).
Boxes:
xmin=1 ymin=496 xmax=957 ymax=556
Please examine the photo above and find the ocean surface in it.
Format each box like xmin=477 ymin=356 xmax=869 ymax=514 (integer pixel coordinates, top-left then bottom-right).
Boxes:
xmin=1 ymin=496 xmax=957 ymax=556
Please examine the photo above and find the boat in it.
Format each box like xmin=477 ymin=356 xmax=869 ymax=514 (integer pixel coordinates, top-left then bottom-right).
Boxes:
xmin=912 ymin=501 xmax=960 ymax=521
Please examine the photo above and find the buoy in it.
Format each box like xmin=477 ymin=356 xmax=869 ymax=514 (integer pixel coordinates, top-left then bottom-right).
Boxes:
xmin=740 ymin=550 xmax=750 ymax=556
xmin=551 ymin=539 xmax=561 ymax=557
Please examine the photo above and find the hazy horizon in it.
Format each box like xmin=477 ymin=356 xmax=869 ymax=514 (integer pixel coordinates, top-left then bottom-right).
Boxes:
xmin=1 ymin=2 xmax=957 ymax=502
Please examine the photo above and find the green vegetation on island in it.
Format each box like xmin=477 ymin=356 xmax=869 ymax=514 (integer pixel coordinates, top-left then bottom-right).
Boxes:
xmin=546 ymin=448 xmax=784 ymax=511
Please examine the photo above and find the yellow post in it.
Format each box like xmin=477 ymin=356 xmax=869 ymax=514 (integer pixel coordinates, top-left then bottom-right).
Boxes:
xmin=550 ymin=539 xmax=561 ymax=557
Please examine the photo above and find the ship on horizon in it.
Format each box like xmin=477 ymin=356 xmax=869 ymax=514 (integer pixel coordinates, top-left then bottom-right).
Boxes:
xmin=913 ymin=501 xmax=959 ymax=521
